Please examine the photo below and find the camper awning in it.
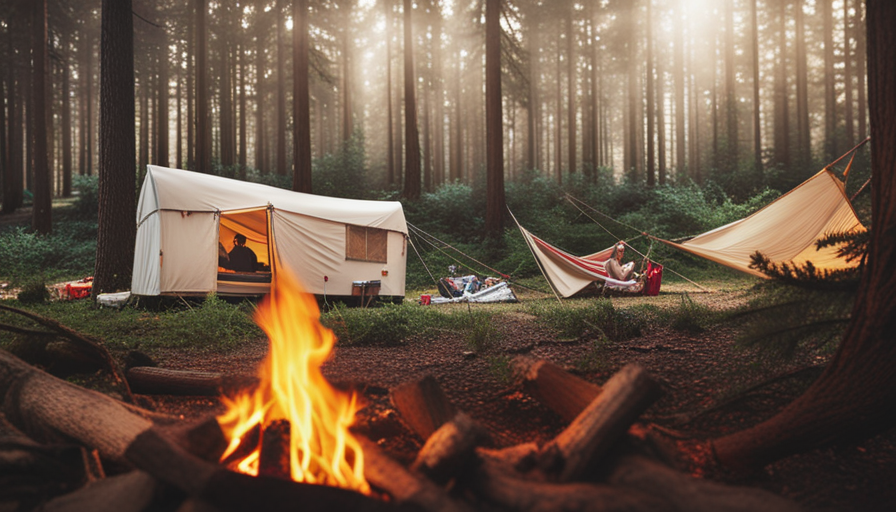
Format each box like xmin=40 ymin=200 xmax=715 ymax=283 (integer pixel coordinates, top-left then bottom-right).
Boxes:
xmin=137 ymin=165 xmax=407 ymax=234
xmin=655 ymin=169 xmax=865 ymax=278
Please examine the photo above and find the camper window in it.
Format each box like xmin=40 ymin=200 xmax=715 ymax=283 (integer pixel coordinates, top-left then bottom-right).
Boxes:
xmin=346 ymin=225 xmax=388 ymax=263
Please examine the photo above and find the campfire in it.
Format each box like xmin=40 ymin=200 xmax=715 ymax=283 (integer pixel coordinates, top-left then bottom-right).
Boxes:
xmin=0 ymin=279 xmax=803 ymax=512
xmin=217 ymin=270 xmax=369 ymax=492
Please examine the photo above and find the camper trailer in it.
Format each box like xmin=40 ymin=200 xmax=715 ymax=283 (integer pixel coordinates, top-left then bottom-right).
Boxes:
xmin=131 ymin=166 xmax=407 ymax=302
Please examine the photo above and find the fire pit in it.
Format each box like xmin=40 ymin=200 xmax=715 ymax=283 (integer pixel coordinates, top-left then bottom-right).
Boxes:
xmin=0 ymin=273 xmax=801 ymax=512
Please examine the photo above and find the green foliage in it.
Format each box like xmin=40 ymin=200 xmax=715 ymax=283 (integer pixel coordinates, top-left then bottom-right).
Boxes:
xmin=72 ymin=175 xmax=99 ymax=218
xmin=486 ymin=355 xmax=514 ymax=385
xmin=16 ymin=278 xmax=51 ymax=304
xmin=0 ymin=221 xmax=97 ymax=284
xmin=323 ymin=302 xmax=427 ymax=346
xmin=731 ymin=282 xmax=854 ymax=360
xmin=313 ymin=133 xmax=370 ymax=199
xmin=462 ymin=308 xmax=501 ymax=353
xmin=663 ymin=294 xmax=715 ymax=334
xmin=749 ymin=229 xmax=868 ymax=287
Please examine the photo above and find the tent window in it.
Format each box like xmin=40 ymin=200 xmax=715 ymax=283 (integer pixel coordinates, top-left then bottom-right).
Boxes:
xmin=346 ymin=225 xmax=388 ymax=263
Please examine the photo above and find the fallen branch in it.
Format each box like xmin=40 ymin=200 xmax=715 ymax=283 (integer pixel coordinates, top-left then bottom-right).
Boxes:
xmin=411 ymin=412 xmax=486 ymax=484
xmin=512 ymin=357 xmax=602 ymax=423
xmin=0 ymin=304 xmax=133 ymax=403
xmin=127 ymin=366 xmax=258 ymax=396
xmin=390 ymin=375 xmax=457 ymax=440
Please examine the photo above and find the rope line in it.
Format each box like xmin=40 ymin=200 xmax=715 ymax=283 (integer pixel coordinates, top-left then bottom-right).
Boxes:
xmin=407 ymin=236 xmax=437 ymax=285
xmin=406 ymin=223 xmax=511 ymax=279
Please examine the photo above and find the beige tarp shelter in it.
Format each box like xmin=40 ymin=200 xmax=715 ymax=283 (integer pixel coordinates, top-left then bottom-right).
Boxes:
xmin=132 ymin=165 xmax=408 ymax=298
xmin=655 ymin=168 xmax=865 ymax=278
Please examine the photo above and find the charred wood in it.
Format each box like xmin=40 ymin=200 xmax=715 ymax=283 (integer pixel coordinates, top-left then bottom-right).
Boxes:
xmin=411 ymin=412 xmax=486 ymax=485
xmin=391 ymin=375 xmax=457 ymax=439
xmin=512 ymin=357 xmax=602 ymax=423
xmin=360 ymin=436 xmax=472 ymax=512
xmin=258 ymin=419 xmax=291 ymax=480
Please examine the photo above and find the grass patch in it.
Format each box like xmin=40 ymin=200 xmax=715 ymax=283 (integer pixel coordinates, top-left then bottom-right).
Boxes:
xmin=526 ymin=299 xmax=646 ymax=342
xmin=0 ymin=295 xmax=262 ymax=352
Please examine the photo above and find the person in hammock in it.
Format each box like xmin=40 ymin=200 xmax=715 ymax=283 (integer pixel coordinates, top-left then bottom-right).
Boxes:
xmin=605 ymin=242 xmax=636 ymax=281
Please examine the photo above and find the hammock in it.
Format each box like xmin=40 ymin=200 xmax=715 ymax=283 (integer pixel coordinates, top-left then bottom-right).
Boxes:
xmin=515 ymin=222 xmax=661 ymax=298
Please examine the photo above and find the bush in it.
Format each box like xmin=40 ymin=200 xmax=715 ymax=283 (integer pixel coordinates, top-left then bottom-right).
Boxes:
xmin=72 ymin=175 xmax=99 ymax=218
xmin=323 ymin=302 xmax=424 ymax=346
xmin=0 ymin=222 xmax=97 ymax=283
xmin=16 ymin=278 xmax=51 ymax=304
xmin=313 ymin=133 xmax=370 ymax=199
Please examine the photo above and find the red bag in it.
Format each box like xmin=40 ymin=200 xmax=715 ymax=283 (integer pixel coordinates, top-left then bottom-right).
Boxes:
xmin=642 ymin=262 xmax=663 ymax=296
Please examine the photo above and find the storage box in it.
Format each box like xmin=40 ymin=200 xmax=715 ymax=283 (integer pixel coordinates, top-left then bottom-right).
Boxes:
xmin=351 ymin=280 xmax=381 ymax=297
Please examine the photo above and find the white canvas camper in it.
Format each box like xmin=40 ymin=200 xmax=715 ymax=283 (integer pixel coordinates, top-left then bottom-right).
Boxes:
xmin=131 ymin=166 xmax=408 ymax=301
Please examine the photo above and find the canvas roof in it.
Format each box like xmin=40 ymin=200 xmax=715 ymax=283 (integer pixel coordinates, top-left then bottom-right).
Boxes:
xmin=657 ymin=169 xmax=865 ymax=278
xmin=137 ymin=165 xmax=407 ymax=234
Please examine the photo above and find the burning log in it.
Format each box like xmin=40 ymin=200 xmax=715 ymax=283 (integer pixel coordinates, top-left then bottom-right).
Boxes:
xmin=258 ymin=419 xmax=292 ymax=479
xmin=126 ymin=366 xmax=258 ymax=396
xmin=390 ymin=375 xmax=457 ymax=440
xmin=0 ymin=350 xmax=407 ymax=512
xmin=538 ymin=364 xmax=662 ymax=481
xmin=512 ymin=357 xmax=602 ymax=423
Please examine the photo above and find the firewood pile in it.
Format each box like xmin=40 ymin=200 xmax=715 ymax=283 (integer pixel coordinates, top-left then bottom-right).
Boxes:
xmin=0 ymin=348 xmax=801 ymax=512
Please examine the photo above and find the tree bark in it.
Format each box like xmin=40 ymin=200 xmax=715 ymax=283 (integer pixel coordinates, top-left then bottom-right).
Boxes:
xmin=823 ymin=0 xmax=836 ymax=161
xmin=646 ymin=0 xmax=655 ymax=187
xmin=275 ymin=0 xmax=286 ymax=175
xmin=384 ymin=0 xmax=395 ymax=188
xmin=751 ymin=0 xmax=761 ymax=176
xmin=773 ymin=0 xmax=790 ymax=170
xmin=61 ymin=31 xmax=73 ymax=198
xmin=31 ymin=0 xmax=51 ymax=234
xmin=843 ymin=0 xmax=854 ymax=148
xmin=566 ymin=5 xmax=576 ymax=177
xmin=855 ymin=0 xmax=867 ymax=141
xmin=238 ymin=43 xmax=247 ymax=175
xmin=674 ymin=0 xmax=686 ymax=175
xmin=292 ymin=0 xmax=312 ymax=192
xmin=485 ymin=0 xmax=505 ymax=239
xmin=712 ymin=0 xmax=896 ymax=470
xmin=93 ymin=0 xmax=136 ymax=296
xmin=724 ymin=0 xmax=737 ymax=170
xmin=2 ymin=22 xmax=22 ymax=214
xmin=401 ymin=0 xmax=421 ymax=200
xmin=255 ymin=0 xmax=266 ymax=172
xmin=795 ymin=0 xmax=810 ymax=164
xmin=195 ymin=0 xmax=210 ymax=174
xmin=156 ymin=31 xmax=169 ymax=168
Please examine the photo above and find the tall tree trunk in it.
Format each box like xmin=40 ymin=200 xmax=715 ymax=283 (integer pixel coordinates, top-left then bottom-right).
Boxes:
xmin=646 ymin=0 xmax=655 ymax=187
xmin=566 ymin=6 xmax=576 ymax=177
xmin=3 ymin=24 xmax=22 ymax=214
xmin=61 ymin=32 xmax=73 ymax=197
xmin=555 ymin=28 xmax=562 ymax=183
xmin=174 ymin=42 xmax=184 ymax=169
xmin=795 ymin=0 xmax=810 ymax=164
xmin=674 ymin=0 xmax=686 ymax=175
xmin=292 ymin=0 xmax=312 ymax=193
xmin=255 ymin=0 xmax=265 ymax=172
xmin=842 ymin=0 xmax=854 ymax=148
xmin=84 ymin=30 xmax=94 ymax=176
xmin=751 ymin=0 xmax=761 ymax=177
xmin=823 ymin=0 xmax=836 ymax=162
xmin=712 ymin=0 xmax=896 ymax=470
xmin=855 ymin=0 xmax=866 ymax=141
xmin=485 ymin=0 xmax=504 ymax=240
xmin=31 ymin=0 xmax=51 ymax=234
xmin=423 ymin=71 xmax=431 ymax=193
xmin=626 ymin=1 xmax=638 ymax=181
xmin=689 ymin=39 xmax=700 ymax=182
xmin=712 ymin=31 xmax=719 ymax=172
xmin=139 ymin=74 xmax=148 ymax=174
xmin=195 ymin=0 xmax=210 ymax=174
xmin=156 ymin=32 xmax=169 ymax=168
xmin=341 ymin=22 xmax=353 ymax=142
xmin=656 ymin=28 xmax=666 ymax=186
xmin=401 ymin=0 xmax=421 ymax=200
xmin=186 ymin=15 xmax=194 ymax=169
xmin=384 ymin=0 xmax=395 ymax=187
xmin=773 ymin=0 xmax=790 ymax=170
xmin=432 ymin=4 xmax=444 ymax=187
xmin=94 ymin=0 xmax=136 ymax=296
xmin=588 ymin=10 xmax=599 ymax=179
xmin=220 ymin=35 xmax=234 ymax=169
xmin=275 ymin=0 xmax=286 ymax=175
xmin=724 ymin=0 xmax=737 ymax=169
xmin=450 ymin=47 xmax=461 ymax=182
xmin=238 ymin=43 xmax=247 ymax=175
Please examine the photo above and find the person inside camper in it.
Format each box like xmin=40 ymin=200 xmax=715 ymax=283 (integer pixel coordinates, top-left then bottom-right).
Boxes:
xmin=605 ymin=242 xmax=635 ymax=281
xmin=228 ymin=234 xmax=258 ymax=272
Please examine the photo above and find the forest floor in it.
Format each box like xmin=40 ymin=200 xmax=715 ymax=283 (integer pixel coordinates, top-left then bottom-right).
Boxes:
xmin=139 ymin=282 xmax=896 ymax=512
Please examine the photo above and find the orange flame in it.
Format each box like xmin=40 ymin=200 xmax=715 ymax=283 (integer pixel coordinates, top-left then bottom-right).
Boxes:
xmin=217 ymin=271 xmax=369 ymax=493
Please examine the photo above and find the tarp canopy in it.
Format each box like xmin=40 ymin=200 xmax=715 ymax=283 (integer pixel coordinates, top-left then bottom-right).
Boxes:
xmin=656 ymin=169 xmax=865 ymax=278
xmin=516 ymin=225 xmax=639 ymax=298
xmin=132 ymin=166 xmax=408 ymax=298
